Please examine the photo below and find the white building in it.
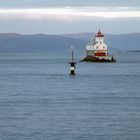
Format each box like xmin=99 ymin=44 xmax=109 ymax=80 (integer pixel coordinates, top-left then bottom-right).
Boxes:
xmin=86 ymin=30 xmax=108 ymax=57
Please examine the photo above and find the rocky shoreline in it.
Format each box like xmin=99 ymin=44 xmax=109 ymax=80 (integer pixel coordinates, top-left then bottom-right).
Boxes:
xmin=81 ymin=56 xmax=116 ymax=62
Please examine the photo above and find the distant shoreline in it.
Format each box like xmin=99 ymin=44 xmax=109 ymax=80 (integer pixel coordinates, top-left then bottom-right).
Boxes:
xmin=127 ymin=50 xmax=140 ymax=52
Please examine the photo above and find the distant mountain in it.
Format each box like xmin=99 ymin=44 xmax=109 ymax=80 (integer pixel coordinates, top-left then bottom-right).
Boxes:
xmin=61 ymin=32 xmax=94 ymax=40
xmin=105 ymin=33 xmax=140 ymax=51
xmin=0 ymin=32 xmax=140 ymax=52
xmin=61 ymin=33 xmax=140 ymax=51
xmin=0 ymin=33 xmax=87 ymax=53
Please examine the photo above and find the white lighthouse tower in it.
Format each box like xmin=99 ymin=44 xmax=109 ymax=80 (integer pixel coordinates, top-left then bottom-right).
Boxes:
xmin=82 ymin=30 xmax=116 ymax=62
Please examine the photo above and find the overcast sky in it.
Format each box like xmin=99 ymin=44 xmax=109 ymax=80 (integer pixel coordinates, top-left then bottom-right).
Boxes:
xmin=0 ymin=0 xmax=140 ymax=34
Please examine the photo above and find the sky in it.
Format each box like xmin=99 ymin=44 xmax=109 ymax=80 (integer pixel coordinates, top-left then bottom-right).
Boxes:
xmin=0 ymin=0 xmax=140 ymax=34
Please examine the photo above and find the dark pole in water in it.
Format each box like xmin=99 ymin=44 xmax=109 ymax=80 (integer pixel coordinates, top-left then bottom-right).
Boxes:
xmin=69 ymin=49 xmax=76 ymax=75
xmin=72 ymin=50 xmax=74 ymax=62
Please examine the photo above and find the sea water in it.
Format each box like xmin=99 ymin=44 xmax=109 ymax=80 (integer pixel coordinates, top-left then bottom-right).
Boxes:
xmin=0 ymin=51 xmax=140 ymax=140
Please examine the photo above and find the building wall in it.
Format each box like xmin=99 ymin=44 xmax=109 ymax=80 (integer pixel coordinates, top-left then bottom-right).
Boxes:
xmin=93 ymin=42 xmax=107 ymax=51
xmin=95 ymin=37 xmax=104 ymax=42
xmin=86 ymin=36 xmax=108 ymax=56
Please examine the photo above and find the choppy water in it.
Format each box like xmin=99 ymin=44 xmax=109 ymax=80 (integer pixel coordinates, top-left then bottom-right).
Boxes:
xmin=0 ymin=52 xmax=140 ymax=140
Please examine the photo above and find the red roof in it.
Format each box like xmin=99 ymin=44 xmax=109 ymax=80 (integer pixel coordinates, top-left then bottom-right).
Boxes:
xmin=95 ymin=30 xmax=104 ymax=37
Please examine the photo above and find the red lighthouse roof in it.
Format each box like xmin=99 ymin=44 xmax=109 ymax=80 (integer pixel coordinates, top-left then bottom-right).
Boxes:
xmin=95 ymin=30 xmax=104 ymax=37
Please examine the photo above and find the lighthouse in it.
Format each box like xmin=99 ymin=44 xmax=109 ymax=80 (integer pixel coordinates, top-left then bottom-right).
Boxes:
xmin=82 ymin=30 xmax=116 ymax=62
